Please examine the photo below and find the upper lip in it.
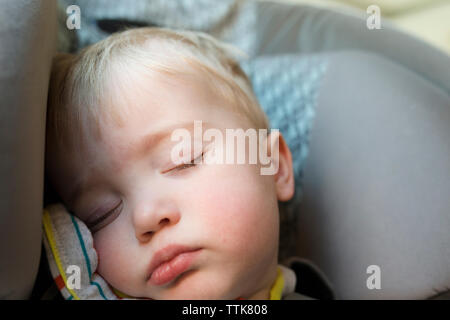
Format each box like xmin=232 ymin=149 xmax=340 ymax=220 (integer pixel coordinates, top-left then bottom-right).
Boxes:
xmin=146 ymin=244 xmax=200 ymax=281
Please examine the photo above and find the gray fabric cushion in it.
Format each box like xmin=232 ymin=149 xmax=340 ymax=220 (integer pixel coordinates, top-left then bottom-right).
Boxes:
xmin=250 ymin=1 xmax=450 ymax=95
xmin=241 ymin=55 xmax=328 ymax=203
xmin=296 ymin=50 xmax=450 ymax=299
xmin=240 ymin=55 xmax=329 ymax=260
xmin=0 ymin=0 xmax=57 ymax=299
xmin=61 ymin=0 xmax=450 ymax=96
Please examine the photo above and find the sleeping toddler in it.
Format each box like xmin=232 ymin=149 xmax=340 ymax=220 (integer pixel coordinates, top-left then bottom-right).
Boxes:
xmin=45 ymin=27 xmax=325 ymax=300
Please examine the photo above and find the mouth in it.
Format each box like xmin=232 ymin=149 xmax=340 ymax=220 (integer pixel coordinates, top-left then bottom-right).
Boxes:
xmin=147 ymin=244 xmax=202 ymax=286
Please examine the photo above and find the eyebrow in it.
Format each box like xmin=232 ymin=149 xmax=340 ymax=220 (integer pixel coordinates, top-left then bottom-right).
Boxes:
xmin=124 ymin=121 xmax=208 ymax=164
xmin=127 ymin=122 xmax=194 ymax=159
xmin=68 ymin=121 xmax=205 ymax=208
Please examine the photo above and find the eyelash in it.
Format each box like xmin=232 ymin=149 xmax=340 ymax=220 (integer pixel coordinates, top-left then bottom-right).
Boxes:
xmin=87 ymin=201 xmax=122 ymax=232
xmin=162 ymin=151 xmax=205 ymax=174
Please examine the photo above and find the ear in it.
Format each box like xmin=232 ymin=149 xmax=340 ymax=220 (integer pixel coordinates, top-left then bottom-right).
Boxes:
xmin=266 ymin=131 xmax=295 ymax=202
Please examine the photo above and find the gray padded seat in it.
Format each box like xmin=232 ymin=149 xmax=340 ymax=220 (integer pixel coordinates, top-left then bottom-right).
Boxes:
xmin=245 ymin=1 xmax=450 ymax=299
xmin=0 ymin=0 xmax=57 ymax=299
xmin=296 ymin=50 xmax=450 ymax=299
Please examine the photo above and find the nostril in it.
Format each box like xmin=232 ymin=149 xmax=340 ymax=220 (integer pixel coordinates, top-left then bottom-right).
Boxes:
xmin=142 ymin=219 xmax=169 ymax=239
xmin=144 ymin=231 xmax=154 ymax=238
xmin=159 ymin=218 xmax=170 ymax=225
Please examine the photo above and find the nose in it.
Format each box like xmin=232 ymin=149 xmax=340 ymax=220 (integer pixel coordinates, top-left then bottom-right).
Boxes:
xmin=133 ymin=201 xmax=181 ymax=242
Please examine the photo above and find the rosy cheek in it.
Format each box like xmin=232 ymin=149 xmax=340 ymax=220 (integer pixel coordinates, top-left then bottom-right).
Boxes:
xmin=92 ymin=227 xmax=130 ymax=285
xmin=93 ymin=234 xmax=113 ymax=272
xmin=193 ymin=174 xmax=266 ymax=252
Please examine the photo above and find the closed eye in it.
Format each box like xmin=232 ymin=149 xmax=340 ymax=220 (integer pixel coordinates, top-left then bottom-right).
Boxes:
xmin=87 ymin=201 xmax=123 ymax=233
xmin=162 ymin=151 xmax=205 ymax=174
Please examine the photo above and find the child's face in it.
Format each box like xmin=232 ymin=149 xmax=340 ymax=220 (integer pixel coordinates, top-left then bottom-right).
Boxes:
xmin=47 ymin=71 xmax=295 ymax=299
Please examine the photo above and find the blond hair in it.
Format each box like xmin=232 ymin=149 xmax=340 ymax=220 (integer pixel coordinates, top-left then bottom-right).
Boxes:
xmin=47 ymin=27 xmax=269 ymax=152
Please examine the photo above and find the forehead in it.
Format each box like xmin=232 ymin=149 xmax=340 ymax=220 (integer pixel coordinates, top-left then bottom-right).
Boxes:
xmin=109 ymin=68 xmax=228 ymax=121
xmin=96 ymin=71 xmax=230 ymax=149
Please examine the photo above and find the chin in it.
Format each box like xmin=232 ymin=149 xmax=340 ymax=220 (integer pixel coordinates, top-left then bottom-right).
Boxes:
xmin=157 ymin=277 xmax=236 ymax=300
xmin=157 ymin=286 xmax=229 ymax=300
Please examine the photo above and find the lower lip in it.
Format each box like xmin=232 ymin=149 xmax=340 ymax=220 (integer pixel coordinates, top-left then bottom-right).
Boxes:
xmin=148 ymin=249 xmax=201 ymax=286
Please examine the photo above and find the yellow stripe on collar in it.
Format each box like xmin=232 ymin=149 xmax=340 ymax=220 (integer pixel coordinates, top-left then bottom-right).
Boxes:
xmin=269 ymin=267 xmax=284 ymax=300
xmin=112 ymin=287 xmax=135 ymax=299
